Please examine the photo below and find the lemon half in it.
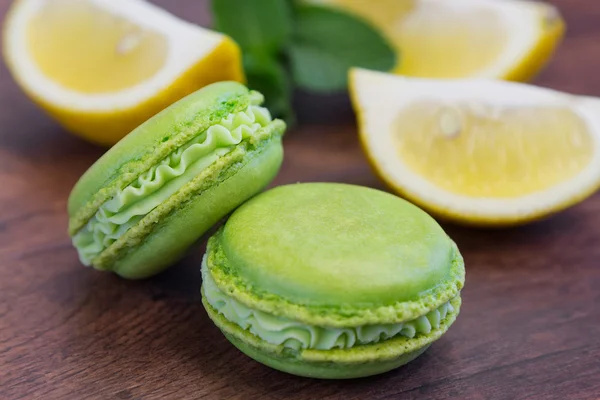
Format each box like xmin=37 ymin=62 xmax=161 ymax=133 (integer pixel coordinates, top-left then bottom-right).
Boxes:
xmin=3 ymin=0 xmax=244 ymax=146
xmin=312 ymin=0 xmax=564 ymax=81
xmin=350 ymin=68 xmax=600 ymax=225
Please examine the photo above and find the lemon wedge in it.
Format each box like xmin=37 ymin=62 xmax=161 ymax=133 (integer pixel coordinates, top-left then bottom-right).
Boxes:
xmin=3 ymin=0 xmax=244 ymax=146
xmin=311 ymin=0 xmax=564 ymax=81
xmin=350 ymin=68 xmax=600 ymax=225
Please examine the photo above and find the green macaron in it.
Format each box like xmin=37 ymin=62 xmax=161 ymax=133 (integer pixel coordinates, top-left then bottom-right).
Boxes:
xmin=201 ymin=183 xmax=465 ymax=379
xmin=68 ymin=82 xmax=286 ymax=279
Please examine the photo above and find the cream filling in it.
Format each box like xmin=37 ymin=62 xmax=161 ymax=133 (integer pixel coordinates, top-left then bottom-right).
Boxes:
xmin=202 ymin=258 xmax=456 ymax=351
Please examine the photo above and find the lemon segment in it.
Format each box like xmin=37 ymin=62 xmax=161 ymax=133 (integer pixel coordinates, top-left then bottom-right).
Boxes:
xmin=40 ymin=37 xmax=243 ymax=146
xmin=350 ymin=68 xmax=600 ymax=225
xmin=312 ymin=0 xmax=564 ymax=81
xmin=395 ymin=103 xmax=594 ymax=198
xmin=3 ymin=0 xmax=245 ymax=146
xmin=391 ymin=3 xmax=507 ymax=78
xmin=28 ymin=0 xmax=168 ymax=93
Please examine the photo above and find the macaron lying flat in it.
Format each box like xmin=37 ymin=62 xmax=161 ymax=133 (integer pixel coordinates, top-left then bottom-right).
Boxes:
xmin=68 ymin=82 xmax=286 ymax=279
xmin=201 ymin=183 xmax=465 ymax=379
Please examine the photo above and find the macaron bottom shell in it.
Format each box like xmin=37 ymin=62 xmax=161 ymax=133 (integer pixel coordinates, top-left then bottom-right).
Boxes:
xmin=225 ymin=333 xmax=430 ymax=380
xmin=108 ymin=135 xmax=283 ymax=279
xmin=202 ymin=294 xmax=461 ymax=379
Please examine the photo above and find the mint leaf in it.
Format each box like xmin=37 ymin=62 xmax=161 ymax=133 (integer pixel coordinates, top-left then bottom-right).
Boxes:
xmin=244 ymin=52 xmax=294 ymax=122
xmin=288 ymin=4 xmax=396 ymax=92
xmin=211 ymin=0 xmax=293 ymax=53
xmin=211 ymin=0 xmax=294 ymax=120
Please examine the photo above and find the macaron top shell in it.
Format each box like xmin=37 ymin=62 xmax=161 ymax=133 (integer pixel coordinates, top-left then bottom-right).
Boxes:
xmin=207 ymin=183 xmax=465 ymax=327
xmin=68 ymin=81 xmax=259 ymax=234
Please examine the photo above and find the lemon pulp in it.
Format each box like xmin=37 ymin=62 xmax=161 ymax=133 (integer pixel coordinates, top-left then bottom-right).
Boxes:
xmin=394 ymin=102 xmax=594 ymax=197
xmin=327 ymin=0 xmax=508 ymax=77
xmin=324 ymin=0 xmax=415 ymax=28
xmin=27 ymin=0 xmax=168 ymax=93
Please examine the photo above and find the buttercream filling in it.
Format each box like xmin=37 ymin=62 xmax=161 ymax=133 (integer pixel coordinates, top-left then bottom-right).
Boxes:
xmin=73 ymin=105 xmax=273 ymax=265
xmin=202 ymin=259 xmax=456 ymax=351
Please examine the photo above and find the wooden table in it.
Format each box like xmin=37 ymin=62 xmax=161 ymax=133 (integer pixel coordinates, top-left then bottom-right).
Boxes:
xmin=2 ymin=1 xmax=600 ymax=399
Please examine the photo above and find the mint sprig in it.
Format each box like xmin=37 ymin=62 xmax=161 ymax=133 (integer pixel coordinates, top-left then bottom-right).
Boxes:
xmin=211 ymin=0 xmax=396 ymax=121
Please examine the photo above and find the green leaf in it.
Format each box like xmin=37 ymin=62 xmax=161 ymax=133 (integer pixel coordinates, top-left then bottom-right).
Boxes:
xmin=288 ymin=4 xmax=396 ymax=92
xmin=243 ymin=52 xmax=294 ymax=123
xmin=211 ymin=0 xmax=294 ymax=122
xmin=211 ymin=0 xmax=293 ymax=53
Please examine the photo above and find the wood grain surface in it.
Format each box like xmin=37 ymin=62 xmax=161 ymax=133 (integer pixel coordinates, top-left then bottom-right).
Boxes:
xmin=1 ymin=0 xmax=600 ymax=399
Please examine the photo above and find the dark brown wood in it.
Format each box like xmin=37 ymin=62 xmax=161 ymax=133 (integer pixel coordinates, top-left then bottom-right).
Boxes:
xmin=1 ymin=0 xmax=600 ymax=399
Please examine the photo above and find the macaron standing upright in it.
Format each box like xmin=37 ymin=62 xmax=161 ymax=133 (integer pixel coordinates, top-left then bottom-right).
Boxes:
xmin=201 ymin=183 xmax=465 ymax=379
xmin=67 ymin=82 xmax=286 ymax=279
